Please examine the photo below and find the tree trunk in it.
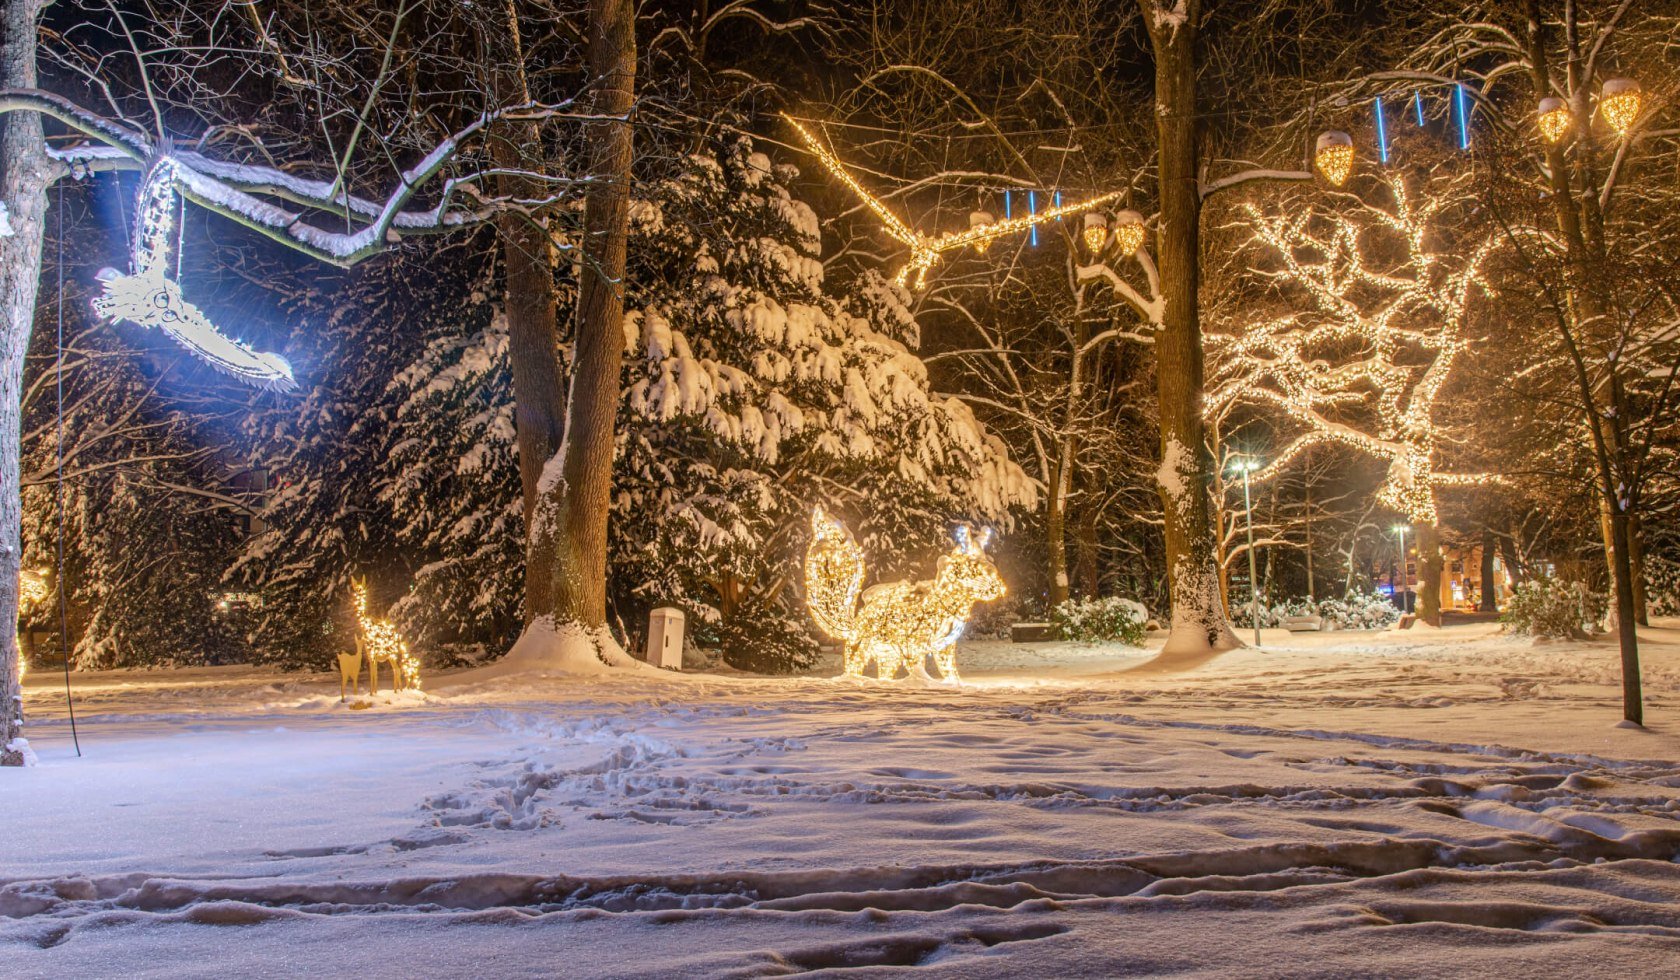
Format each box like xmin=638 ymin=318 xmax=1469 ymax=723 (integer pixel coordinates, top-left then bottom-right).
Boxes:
xmin=1523 ymin=0 xmax=1640 ymax=717
xmin=1414 ymin=521 xmax=1443 ymax=627
xmin=1303 ymin=510 xmax=1315 ymax=602
xmin=1478 ymin=528 xmax=1498 ymax=612
xmin=488 ymin=1 xmax=568 ymax=626
xmin=1610 ymin=510 xmax=1643 ymax=724
xmin=1498 ymin=532 xmax=1525 ymax=586
xmin=1629 ymin=514 xmax=1648 ymax=626
xmin=0 ymin=0 xmax=51 ymax=766
xmin=1073 ymin=503 xmax=1100 ymax=599
xmin=544 ymin=0 xmax=636 ymax=629
xmin=1046 ymin=453 xmax=1069 ymax=608
xmin=1139 ymin=1 xmax=1237 ymax=654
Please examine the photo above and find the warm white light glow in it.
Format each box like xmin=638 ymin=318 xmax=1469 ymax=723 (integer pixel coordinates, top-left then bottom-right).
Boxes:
xmin=1082 ymin=212 xmax=1109 ymax=254
xmin=91 ymin=158 xmax=296 ymax=390
xmin=16 ymin=569 xmax=46 ymax=678
xmin=1111 ymin=210 xmax=1146 ymax=255
xmin=1210 ymin=174 xmax=1496 ymax=523
xmin=1600 ymin=78 xmax=1641 ymax=137
xmin=1315 ymin=131 xmax=1354 ymax=187
xmin=783 ymin=114 xmax=1122 ymax=289
xmin=353 ymin=577 xmax=419 ymax=692
xmin=969 ymin=211 xmax=996 ymax=254
xmin=804 ymin=507 xmax=1005 ymax=683
xmin=1537 ymin=97 xmax=1572 ymax=144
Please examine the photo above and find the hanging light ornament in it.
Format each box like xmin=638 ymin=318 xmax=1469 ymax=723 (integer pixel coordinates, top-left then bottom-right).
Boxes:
xmin=1314 ymin=131 xmax=1355 ymax=187
xmin=1081 ymin=212 xmax=1109 ymax=254
xmin=1537 ymin=96 xmax=1573 ymax=144
xmin=1599 ymin=78 xmax=1641 ymax=137
xmin=91 ymin=158 xmax=297 ymax=391
xmin=969 ymin=211 xmax=995 ymax=254
xmin=1111 ymin=210 xmax=1147 ymax=256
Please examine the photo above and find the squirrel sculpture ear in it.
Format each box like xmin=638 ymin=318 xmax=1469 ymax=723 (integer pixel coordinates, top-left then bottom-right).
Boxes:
xmin=978 ymin=527 xmax=995 ymax=550
xmin=953 ymin=525 xmax=972 ymax=552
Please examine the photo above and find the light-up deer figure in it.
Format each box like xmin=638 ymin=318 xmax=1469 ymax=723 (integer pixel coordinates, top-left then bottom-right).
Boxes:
xmin=351 ymin=576 xmax=420 ymax=693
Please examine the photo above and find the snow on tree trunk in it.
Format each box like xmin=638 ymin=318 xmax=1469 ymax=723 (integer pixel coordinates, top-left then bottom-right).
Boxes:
xmin=0 ymin=0 xmax=49 ymax=766
xmin=533 ymin=0 xmax=637 ymax=650
xmin=1141 ymin=2 xmax=1239 ymax=655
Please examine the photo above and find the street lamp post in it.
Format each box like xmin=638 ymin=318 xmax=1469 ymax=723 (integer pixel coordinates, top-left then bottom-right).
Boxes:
xmin=1233 ymin=458 xmax=1263 ymax=647
xmin=1393 ymin=524 xmax=1409 ymax=616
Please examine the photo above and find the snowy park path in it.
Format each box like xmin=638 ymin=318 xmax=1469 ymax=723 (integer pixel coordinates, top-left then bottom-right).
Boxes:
xmin=5 ymin=623 xmax=1680 ymax=977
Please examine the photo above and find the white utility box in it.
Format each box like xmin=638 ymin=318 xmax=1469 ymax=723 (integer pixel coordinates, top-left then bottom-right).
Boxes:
xmin=646 ymin=607 xmax=685 ymax=670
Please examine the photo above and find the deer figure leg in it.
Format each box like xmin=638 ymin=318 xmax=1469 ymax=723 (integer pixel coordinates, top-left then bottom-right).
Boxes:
xmin=368 ymin=656 xmax=381 ymax=696
xmin=932 ymin=646 xmax=959 ymax=684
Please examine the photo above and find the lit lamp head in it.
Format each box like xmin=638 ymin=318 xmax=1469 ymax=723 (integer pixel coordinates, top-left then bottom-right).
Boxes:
xmin=969 ymin=211 xmax=995 ymax=254
xmin=1111 ymin=210 xmax=1146 ymax=255
xmin=1599 ymin=78 xmax=1641 ymax=137
xmin=1082 ymin=212 xmax=1109 ymax=255
xmin=1537 ymin=96 xmax=1573 ymax=144
xmin=1392 ymin=523 xmax=1408 ymax=536
xmin=1314 ymin=130 xmax=1355 ymax=187
xmin=1228 ymin=456 xmax=1261 ymax=475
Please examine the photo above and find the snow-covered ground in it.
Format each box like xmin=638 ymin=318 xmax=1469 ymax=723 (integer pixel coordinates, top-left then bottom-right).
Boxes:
xmin=6 ymin=622 xmax=1680 ymax=977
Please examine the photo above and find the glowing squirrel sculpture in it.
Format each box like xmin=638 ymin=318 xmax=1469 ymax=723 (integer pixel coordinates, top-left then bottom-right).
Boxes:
xmin=804 ymin=505 xmax=1006 ymax=683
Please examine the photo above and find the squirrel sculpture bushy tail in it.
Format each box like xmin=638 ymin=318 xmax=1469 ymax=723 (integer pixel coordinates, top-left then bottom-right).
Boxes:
xmin=804 ymin=505 xmax=867 ymax=642
xmin=803 ymin=505 xmax=1006 ymax=682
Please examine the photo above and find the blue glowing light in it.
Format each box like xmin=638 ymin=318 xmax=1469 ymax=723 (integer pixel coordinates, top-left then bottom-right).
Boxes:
xmin=1374 ymin=98 xmax=1389 ymax=164
xmin=1455 ymin=83 xmax=1470 ymax=149
xmin=1029 ymin=190 xmax=1038 ymax=246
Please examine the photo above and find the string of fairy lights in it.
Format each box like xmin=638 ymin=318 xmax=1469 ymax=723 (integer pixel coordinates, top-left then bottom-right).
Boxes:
xmin=782 ymin=114 xmax=1126 ymax=289
xmin=787 ymin=75 xmax=1644 ymax=534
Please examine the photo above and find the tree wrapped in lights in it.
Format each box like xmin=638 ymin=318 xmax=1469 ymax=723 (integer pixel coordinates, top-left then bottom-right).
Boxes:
xmin=1209 ymin=172 xmax=1496 ymax=531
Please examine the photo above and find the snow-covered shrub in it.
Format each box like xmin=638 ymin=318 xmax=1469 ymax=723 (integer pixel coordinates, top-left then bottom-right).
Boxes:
xmin=1048 ymin=597 xmax=1148 ymax=645
xmin=1318 ymin=591 xmax=1402 ymax=630
xmin=1501 ymin=579 xmax=1606 ymax=639
xmin=702 ymin=610 xmax=821 ymax=674
xmin=1644 ymin=556 xmax=1680 ymax=617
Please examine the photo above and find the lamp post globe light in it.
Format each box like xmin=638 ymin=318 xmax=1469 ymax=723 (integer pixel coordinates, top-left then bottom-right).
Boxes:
xmin=1231 ymin=457 xmax=1263 ymax=647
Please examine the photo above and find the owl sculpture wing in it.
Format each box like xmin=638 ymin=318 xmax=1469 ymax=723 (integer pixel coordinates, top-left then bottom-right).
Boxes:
xmin=92 ymin=157 xmax=296 ymax=391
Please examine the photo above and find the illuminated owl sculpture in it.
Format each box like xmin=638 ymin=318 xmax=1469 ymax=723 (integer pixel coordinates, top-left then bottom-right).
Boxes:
xmin=92 ymin=157 xmax=296 ymax=390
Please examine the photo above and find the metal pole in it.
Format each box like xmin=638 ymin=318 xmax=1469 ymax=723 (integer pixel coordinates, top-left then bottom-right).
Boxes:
xmin=1396 ymin=527 xmax=1407 ymax=615
xmin=1244 ymin=466 xmax=1261 ymax=646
